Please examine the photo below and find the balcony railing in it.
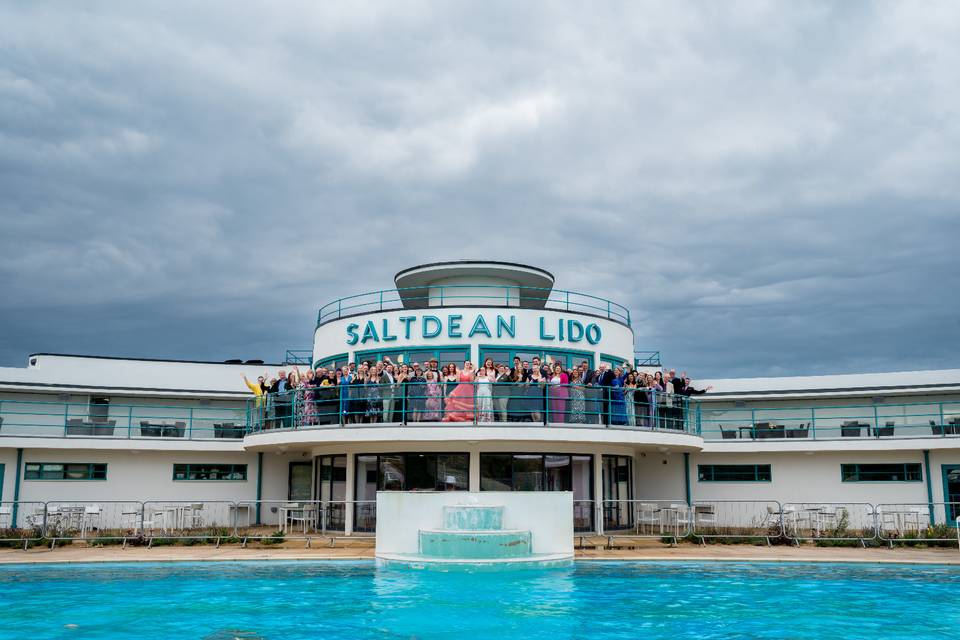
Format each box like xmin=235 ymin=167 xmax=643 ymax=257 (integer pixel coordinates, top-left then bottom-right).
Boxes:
xmin=316 ymin=285 xmax=632 ymax=327
xmin=0 ymin=399 xmax=248 ymax=440
xmin=700 ymin=400 xmax=960 ymax=441
xmin=634 ymin=351 xmax=661 ymax=367
xmin=284 ymin=350 xmax=313 ymax=366
xmin=246 ymin=383 xmax=696 ymax=434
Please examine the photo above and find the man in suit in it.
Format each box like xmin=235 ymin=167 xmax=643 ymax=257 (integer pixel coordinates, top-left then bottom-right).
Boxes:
xmin=592 ymin=363 xmax=615 ymax=424
xmin=528 ymin=356 xmax=549 ymax=379
xmin=578 ymin=360 xmax=594 ymax=385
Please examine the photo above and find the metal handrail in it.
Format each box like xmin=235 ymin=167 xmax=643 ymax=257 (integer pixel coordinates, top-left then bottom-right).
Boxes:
xmin=283 ymin=350 xmax=313 ymax=365
xmin=634 ymin=351 xmax=662 ymax=367
xmin=316 ymin=284 xmax=632 ymax=327
xmin=246 ymin=382 xmax=696 ymax=434
xmin=0 ymin=399 xmax=247 ymax=440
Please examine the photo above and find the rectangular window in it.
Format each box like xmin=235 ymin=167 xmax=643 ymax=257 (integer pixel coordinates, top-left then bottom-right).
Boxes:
xmin=173 ymin=463 xmax=247 ymax=481
xmin=355 ymin=453 xmax=469 ymax=493
xmin=698 ymin=464 xmax=772 ymax=482
xmin=841 ymin=463 xmax=922 ymax=482
xmin=24 ymin=462 xmax=107 ymax=481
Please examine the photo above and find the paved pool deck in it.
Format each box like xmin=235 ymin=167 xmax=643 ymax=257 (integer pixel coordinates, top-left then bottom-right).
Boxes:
xmin=1 ymin=542 xmax=958 ymax=565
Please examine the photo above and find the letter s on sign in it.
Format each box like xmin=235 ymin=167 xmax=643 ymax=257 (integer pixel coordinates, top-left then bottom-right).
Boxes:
xmin=346 ymin=323 xmax=360 ymax=345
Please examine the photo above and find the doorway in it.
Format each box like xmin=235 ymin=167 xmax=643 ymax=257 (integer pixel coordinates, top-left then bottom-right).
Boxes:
xmin=288 ymin=462 xmax=312 ymax=501
xmin=943 ymin=465 xmax=960 ymax=525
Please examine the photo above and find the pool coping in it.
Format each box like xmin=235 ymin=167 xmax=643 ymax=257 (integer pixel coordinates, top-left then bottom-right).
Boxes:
xmin=2 ymin=546 xmax=959 ymax=566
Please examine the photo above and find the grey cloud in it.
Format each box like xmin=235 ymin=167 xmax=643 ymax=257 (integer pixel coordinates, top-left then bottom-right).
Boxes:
xmin=1 ymin=1 xmax=958 ymax=376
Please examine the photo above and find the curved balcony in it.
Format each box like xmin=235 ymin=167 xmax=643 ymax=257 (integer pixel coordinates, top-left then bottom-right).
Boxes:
xmin=241 ymin=383 xmax=700 ymax=450
xmin=317 ymin=285 xmax=632 ymax=328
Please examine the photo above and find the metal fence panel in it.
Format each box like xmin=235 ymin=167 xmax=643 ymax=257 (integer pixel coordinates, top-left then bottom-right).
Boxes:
xmin=782 ymin=502 xmax=877 ymax=541
xmin=876 ymin=502 xmax=960 ymax=543
xmin=602 ymin=500 xmax=692 ymax=538
xmin=42 ymin=501 xmax=144 ymax=540
xmin=691 ymin=500 xmax=784 ymax=540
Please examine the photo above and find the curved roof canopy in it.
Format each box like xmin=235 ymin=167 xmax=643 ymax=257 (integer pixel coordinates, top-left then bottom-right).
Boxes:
xmin=393 ymin=261 xmax=555 ymax=309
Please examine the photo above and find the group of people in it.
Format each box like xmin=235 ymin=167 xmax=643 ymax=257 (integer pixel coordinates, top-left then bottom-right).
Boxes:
xmin=243 ymin=357 xmax=712 ymax=429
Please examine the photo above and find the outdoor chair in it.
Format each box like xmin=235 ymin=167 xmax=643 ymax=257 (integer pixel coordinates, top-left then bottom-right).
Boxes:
xmin=930 ymin=419 xmax=944 ymax=436
xmin=0 ymin=505 xmax=11 ymax=528
xmin=786 ymin=423 xmax=809 ymax=438
xmin=693 ymin=504 xmax=717 ymax=528
xmin=876 ymin=421 xmax=895 ymax=437
xmin=140 ymin=421 xmax=162 ymax=437
xmin=719 ymin=425 xmax=737 ymax=439
xmin=841 ymin=422 xmax=862 ymax=437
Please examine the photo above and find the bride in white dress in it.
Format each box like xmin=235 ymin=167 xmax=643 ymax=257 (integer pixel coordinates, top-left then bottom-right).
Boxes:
xmin=476 ymin=364 xmax=495 ymax=423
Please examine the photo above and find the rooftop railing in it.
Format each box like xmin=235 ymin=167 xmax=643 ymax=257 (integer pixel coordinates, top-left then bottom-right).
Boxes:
xmin=316 ymin=285 xmax=632 ymax=327
xmin=699 ymin=400 xmax=960 ymax=442
xmin=0 ymin=399 xmax=248 ymax=441
xmin=284 ymin=350 xmax=313 ymax=365
xmin=634 ymin=351 xmax=661 ymax=367
xmin=246 ymin=383 xmax=696 ymax=434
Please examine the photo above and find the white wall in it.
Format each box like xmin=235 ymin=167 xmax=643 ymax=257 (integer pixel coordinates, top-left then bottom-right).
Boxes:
xmin=375 ymin=491 xmax=573 ymax=556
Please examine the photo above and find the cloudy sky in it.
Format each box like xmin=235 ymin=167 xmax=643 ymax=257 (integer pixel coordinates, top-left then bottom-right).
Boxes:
xmin=1 ymin=1 xmax=958 ymax=378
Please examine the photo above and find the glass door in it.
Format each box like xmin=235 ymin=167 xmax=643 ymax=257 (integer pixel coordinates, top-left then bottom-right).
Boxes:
xmin=943 ymin=465 xmax=960 ymax=525
xmin=602 ymin=455 xmax=634 ymax=531
xmin=288 ymin=462 xmax=312 ymax=501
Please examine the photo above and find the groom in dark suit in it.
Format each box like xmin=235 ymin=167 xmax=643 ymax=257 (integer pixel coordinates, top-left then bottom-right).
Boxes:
xmin=592 ymin=364 xmax=615 ymax=424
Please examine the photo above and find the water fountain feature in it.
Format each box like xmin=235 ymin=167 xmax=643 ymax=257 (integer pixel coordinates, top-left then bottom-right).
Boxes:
xmin=375 ymin=492 xmax=574 ymax=569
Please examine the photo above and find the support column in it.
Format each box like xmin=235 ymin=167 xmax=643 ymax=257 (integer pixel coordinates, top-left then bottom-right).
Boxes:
xmin=344 ymin=453 xmax=356 ymax=535
xmin=11 ymin=448 xmax=23 ymax=527
xmin=593 ymin=453 xmax=604 ymax=535
xmin=255 ymin=452 xmax=263 ymax=525
xmin=469 ymin=449 xmax=481 ymax=492
xmin=923 ymin=449 xmax=935 ymax=526
xmin=683 ymin=452 xmax=692 ymax=506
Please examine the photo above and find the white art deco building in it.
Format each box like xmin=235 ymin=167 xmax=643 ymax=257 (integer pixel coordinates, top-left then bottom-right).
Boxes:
xmin=0 ymin=261 xmax=958 ymax=539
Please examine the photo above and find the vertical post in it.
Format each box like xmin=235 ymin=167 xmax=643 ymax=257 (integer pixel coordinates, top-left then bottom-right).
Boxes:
xmin=565 ymin=291 xmax=570 ymax=311
xmin=379 ymin=290 xmax=383 ymax=311
xmin=401 ymin=381 xmax=407 ymax=425
xmin=337 ymin=298 xmax=342 ymax=318
xmin=63 ymin=402 xmax=69 ymax=437
xmin=939 ymin=403 xmax=945 ymax=437
xmin=873 ymin=405 xmax=880 ymax=438
xmin=188 ymin=407 xmax=194 ymax=439
xmin=811 ymin=408 xmax=816 ymax=440
xmin=255 ymin=452 xmax=263 ymax=525
xmin=593 ymin=453 xmax=604 ymax=536
xmin=473 ymin=381 xmax=478 ymax=425
xmin=695 ymin=402 xmax=702 ymax=436
xmin=545 ymin=383 xmax=550 ymax=425
xmin=923 ymin=450 xmax=935 ymax=526
xmin=127 ymin=405 xmax=133 ymax=439
xmin=11 ymin=448 xmax=23 ymax=527
xmin=683 ymin=452 xmax=692 ymax=507
xmin=751 ymin=408 xmax=756 ymax=439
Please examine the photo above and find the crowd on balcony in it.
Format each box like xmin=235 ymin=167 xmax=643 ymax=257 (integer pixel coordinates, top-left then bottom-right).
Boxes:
xmin=243 ymin=357 xmax=711 ymax=430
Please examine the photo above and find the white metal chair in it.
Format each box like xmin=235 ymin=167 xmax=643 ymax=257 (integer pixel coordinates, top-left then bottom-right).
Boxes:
xmin=81 ymin=505 xmax=102 ymax=536
xmin=694 ymin=504 xmax=717 ymax=528
xmin=0 ymin=505 xmax=11 ymax=528
xmin=183 ymin=503 xmax=205 ymax=529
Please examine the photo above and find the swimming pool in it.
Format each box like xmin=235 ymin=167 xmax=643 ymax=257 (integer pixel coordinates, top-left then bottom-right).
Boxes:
xmin=1 ymin=561 xmax=957 ymax=639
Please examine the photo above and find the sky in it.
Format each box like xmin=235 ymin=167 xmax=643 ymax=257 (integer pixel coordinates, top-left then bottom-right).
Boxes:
xmin=1 ymin=1 xmax=958 ymax=378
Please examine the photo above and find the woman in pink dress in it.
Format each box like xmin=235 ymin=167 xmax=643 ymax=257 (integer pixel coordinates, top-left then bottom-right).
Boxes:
xmin=548 ymin=363 xmax=569 ymax=423
xmin=443 ymin=362 xmax=476 ymax=422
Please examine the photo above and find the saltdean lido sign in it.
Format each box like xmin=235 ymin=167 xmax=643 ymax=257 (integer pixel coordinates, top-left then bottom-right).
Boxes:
xmin=345 ymin=313 xmax=603 ymax=346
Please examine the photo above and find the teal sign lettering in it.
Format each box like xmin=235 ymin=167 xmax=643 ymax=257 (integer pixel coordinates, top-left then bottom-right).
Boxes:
xmin=343 ymin=313 xmax=604 ymax=346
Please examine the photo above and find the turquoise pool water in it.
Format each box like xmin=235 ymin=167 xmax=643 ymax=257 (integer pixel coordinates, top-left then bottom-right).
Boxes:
xmin=1 ymin=561 xmax=958 ymax=639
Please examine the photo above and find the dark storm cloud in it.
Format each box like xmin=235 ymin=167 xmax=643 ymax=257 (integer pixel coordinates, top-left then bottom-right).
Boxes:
xmin=1 ymin=1 xmax=958 ymax=376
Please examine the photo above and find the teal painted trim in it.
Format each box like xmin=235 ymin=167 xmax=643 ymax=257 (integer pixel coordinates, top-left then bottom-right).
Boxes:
xmin=923 ymin=450 xmax=935 ymax=526
xmin=840 ymin=463 xmax=923 ymax=483
xmin=23 ymin=462 xmax=107 ymax=481
xmin=683 ymin=453 xmax=691 ymax=506
xmin=353 ymin=344 xmax=471 ymax=366
xmin=315 ymin=352 xmax=348 ymax=369
xmin=0 ymin=463 xmax=4 ymax=502
xmin=478 ymin=344 xmax=596 ymax=369
xmin=256 ymin=452 xmax=264 ymax=525
xmin=11 ymin=449 xmax=22 ymax=526
xmin=941 ymin=464 xmax=960 ymax=528
xmin=697 ymin=464 xmax=772 ymax=482
xmin=599 ymin=352 xmax=632 ymax=369
xmin=172 ymin=463 xmax=247 ymax=481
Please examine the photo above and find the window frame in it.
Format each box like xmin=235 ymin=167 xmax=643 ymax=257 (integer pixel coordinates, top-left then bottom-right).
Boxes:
xmin=840 ymin=463 xmax=923 ymax=483
xmin=24 ymin=462 xmax=107 ymax=481
xmin=697 ymin=464 xmax=772 ymax=483
xmin=172 ymin=463 xmax=248 ymax=482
